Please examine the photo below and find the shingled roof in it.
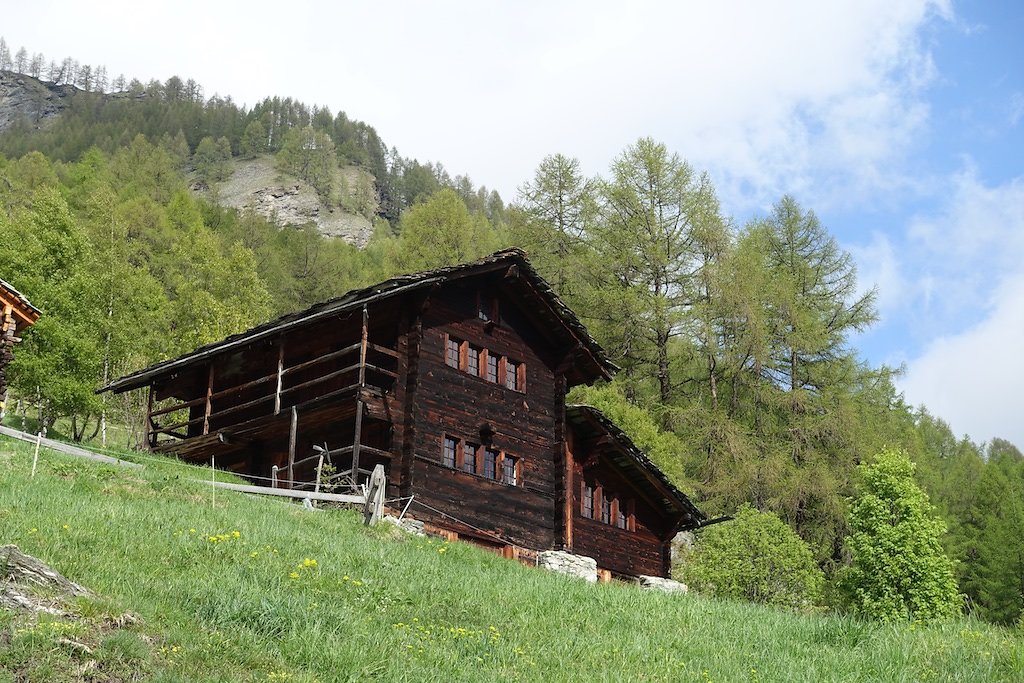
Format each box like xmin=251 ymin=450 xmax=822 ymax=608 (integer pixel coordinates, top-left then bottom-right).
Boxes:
xmin=101 ymin=248 xmax=615 ymax=395
xmin=0 ymin=278 xmax=42 ymax=330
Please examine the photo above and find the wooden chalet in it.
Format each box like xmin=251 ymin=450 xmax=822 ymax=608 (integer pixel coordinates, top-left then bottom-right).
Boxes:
xmin=101 ymin=249 xmax=706 ymax=579
xmin=1 ymin=278 xmax=41 ymax=419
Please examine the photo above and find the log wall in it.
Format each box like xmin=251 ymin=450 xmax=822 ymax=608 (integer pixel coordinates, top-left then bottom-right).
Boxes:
xmin=405 ymin=282 xmax=564 ymax=551
xmin=569 ymin=445 xmax=675 ymax=578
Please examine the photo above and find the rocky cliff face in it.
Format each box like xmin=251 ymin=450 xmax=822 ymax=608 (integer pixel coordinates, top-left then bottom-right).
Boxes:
xmin=211 ymin=158 xmax=376 ymax=247
xmin=0 ymin=71 xmax=78 ymax=132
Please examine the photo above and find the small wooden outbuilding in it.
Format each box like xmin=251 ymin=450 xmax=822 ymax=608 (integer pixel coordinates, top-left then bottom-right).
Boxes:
xmin=0 ymin=278 xmax=41 ymax=420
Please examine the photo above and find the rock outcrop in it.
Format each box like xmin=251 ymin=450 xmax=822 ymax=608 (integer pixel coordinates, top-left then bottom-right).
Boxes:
xmin=214 ymin=157 xmax=375 ymax=247
xmin=0 ymin=71 xmax=78 ymax=132
xmin=0 ymin=544 xmax=93 ymax=616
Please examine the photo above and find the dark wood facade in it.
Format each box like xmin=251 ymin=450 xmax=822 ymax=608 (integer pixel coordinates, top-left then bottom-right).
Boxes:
xmin=102 ymin=250 xmax=706 ymax=578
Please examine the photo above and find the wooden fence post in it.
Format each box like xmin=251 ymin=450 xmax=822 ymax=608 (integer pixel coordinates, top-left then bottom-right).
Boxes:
xmin=30 ymin=431 xmax=41 ymax=478
xmin=363 ymin=464 xmax=386 ymax=525
xmin=312 ymin=454 xmax=325 ymax=508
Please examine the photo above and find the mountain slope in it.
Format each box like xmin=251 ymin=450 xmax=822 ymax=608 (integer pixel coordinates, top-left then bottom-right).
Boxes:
xmin=0 ymin=70 xmax=77 ymax=131
xmin=1 ymin=435 xmax=1020 ymax=682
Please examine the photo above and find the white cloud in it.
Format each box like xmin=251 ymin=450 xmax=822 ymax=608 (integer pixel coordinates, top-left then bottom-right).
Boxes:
xmin=869 ymin=168 xmax=1024 ymax=448
xmin=1 ymin=0 xmax=952 ymax=208
xmin=900 ymin=273 xmax=1024 ymax=448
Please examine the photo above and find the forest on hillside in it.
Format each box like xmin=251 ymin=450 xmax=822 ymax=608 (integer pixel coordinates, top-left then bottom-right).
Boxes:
xmin=0 ymin=46 xmax=1021 ymax=629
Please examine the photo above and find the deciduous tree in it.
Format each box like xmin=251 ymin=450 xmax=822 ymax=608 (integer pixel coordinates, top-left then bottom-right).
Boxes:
xmin=841 ymin=448 xmax=961 ymax=622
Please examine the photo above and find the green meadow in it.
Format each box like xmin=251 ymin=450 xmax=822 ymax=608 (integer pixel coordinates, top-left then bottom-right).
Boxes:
xmin=1 ymin=435 xmax=1021 ymax=682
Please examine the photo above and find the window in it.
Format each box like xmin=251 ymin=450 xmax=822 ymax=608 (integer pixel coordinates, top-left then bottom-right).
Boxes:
xmin=502 ymin=456 xmax=519 ymax=486
xmin=443 ymin=436 xmax=457 ymax=468
xmin=580 ymin=484 xmax=633 ymax=531
xmin=486 ymin=353 xmax=499 ymax=383
xmin=463 ymin=443 xmax=478 ymax=474
xmin=441 ymin=436 xmax=520 ymax=487
xmin=483 ymin=448 xmax=498 ymax=480
xmin=444 ymin=336 xmax=525 ymax=392
xmin=582 ymin=483 xmax=594 ymax=519
xmin=505 ymin=360 xmax=521 ymax=391
xmin=615 ymin=501 xmax=628 ymax=529
xmin=467 ymin=345 xmax=481 ymax=376
xmin=445 ymin=336 xmax=461 ymax=368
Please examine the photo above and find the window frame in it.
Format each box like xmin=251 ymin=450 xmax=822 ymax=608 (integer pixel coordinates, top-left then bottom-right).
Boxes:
xmin=442 ymin=436 xmax=457 ymax=468
xmin=441 ymin=436 xmax=520 ymax=487
xmin=445 ymin=335 xmax=462 ymax=369
xmin=462 ymin=442 xmax=478 ymax=474
xmin=466 ymin=344 xmax=481 ymax=377
xmin=483 ymin=447 xmax=499 ymax=480
xmin=501 ymin=454 xmax=519 ymax=486
xmin=581 ymin=482 xmax=594 ymax=519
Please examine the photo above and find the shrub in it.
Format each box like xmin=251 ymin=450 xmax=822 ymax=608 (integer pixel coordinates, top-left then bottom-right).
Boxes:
xmin=681 ymin=504 xmax=823 ymax=609
xmin=839 ymin=447 xmax=962 ymax=622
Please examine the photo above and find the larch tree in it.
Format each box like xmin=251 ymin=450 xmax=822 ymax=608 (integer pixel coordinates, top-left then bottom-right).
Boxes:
xmin=590 ymin=138 xmax=723 ymax=406
xmin=512 ymin=153 xmax=597 ymax=304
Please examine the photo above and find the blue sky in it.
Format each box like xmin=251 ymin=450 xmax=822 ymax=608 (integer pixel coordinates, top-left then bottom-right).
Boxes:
xmin=6 ymin=0 xmax=1022 ymax=447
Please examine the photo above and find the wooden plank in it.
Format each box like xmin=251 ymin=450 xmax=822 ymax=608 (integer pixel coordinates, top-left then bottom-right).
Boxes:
xmin=208 ymin=372 xmax=276 ymax=402
xmin=206 ymin=480 xmax=365 ymax=504
xmin=367 ymin=343 xmax=400 ymax=359
xmin=279 ymin=363 xmax=361 ymax=397
xmin=149 ymin=396 xmax=206 ymax=418
xmin=208 ymin=392 xmax=274 ymax=420
xmin=152 ymin=415 xmax=205 ymax=434
xmin=281 ymin=342 xmax=360 ymax=376
xmin=363 ymin=364 xmax=398 ymax=379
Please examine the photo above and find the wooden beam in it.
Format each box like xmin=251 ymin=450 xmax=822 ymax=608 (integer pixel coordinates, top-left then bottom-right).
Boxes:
xmin=145 ymin=385 xmax=155 ymax=450
xmin=352 ymin=305 xmax=369 ymax=484
xmin=202 ymin=363 xmax=214 ymax=435
xmin=274 ymin=340 xmax=285 ymax=415
xmin=206 ymin=480 xmax=365 ymax=505
xmin=287 ymin=406 xmax=297 ymax=489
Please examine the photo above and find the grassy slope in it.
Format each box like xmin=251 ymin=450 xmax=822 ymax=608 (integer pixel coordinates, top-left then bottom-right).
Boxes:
xmin=1 ymin=436 xmax=1021 ymax=683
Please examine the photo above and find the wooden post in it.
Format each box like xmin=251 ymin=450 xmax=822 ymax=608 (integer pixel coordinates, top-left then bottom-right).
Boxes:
xmin=145 ymin=385 xmax=155 ymax=449
xmin=363 ymin=463 xmax=386 ymax=525
xmin=210 ymin=456 xmax=216 ymax=508
xmin=274 ymin=340 xmax=285 ymax=415
xmin=287 ymin=406 xmax=297 ymax=488
xmin=351 ymin=305 xmax=368 ymax=484
xmin=351 ymin=401 xmax=364 ymax=486
xmin=312 ymin=454 xmax=325 ymax=508
xmin=30 ymin=431 xmax=41 ymax=478
xmin=358 ymin=305 xmax=368 ymax=387
xmin=271 ymin=464 xmax=279 ymax=488
xmin=202 ymin=363 xmax=214 ymax=435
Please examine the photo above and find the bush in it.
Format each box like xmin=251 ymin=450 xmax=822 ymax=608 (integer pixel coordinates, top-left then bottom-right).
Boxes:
xmin=681 ymin=504 xmax=823 ymax=609
xmin=839 ymin=447 xmax=962 ymax=623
